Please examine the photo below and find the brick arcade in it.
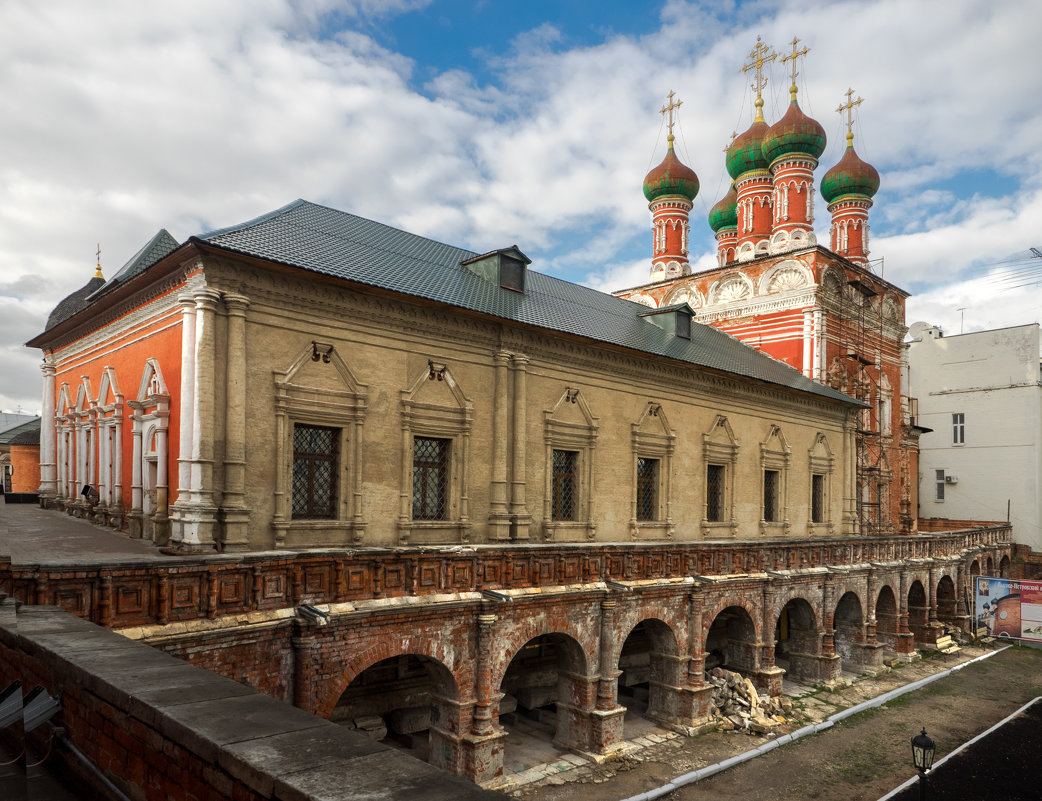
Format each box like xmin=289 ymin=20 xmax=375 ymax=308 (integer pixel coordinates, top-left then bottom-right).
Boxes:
xmin=1 ymin=526 xmax=1012 ymax=784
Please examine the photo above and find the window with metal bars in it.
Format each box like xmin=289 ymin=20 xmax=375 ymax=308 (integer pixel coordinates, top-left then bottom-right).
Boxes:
xmin=412 ymin=437 xmax=449 ymax=520
xmin=636 ymin=457 xmax=659 ymax=521
xmin=763 ymin=469 xmax=780 ymax=522
xmin=552 ymin=449 xmax=577 ymax=521
xmin=706 ymin=464 xmax=725 ymax=521
xmin=292 ymin=424 xmax=339 ymax=519
xmin=811 ymin=474 xmax=825 ymax=523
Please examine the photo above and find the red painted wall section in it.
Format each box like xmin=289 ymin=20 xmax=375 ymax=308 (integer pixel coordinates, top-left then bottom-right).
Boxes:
xmin=10 ymin=445 xmax=41 ymax=492
xmin=51 ymin=285 xmax=185 ymax=508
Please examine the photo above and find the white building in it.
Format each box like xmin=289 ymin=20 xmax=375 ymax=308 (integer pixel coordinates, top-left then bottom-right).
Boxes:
xmin=907 ymin=322 xmax=1042 ymax=551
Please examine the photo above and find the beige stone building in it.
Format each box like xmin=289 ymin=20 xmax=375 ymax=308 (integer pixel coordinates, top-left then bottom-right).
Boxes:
xmin=31 ymin=200 xmax=861 ymax=552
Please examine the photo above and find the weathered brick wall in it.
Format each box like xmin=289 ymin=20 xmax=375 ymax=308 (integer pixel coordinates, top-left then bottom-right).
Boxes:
xmin=0 ymin=526 xmax=1013 ymax=630
xmin=154 ymin=623 xmax=294 ymax=702
xmin=917 ymin=517 xmax=1006 ymax=532
xmin=0 ymin=602 xmax=503 ymax=801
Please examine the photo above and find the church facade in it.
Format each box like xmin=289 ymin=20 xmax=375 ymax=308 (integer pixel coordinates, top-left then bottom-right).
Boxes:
xmin=29 ymin=200 xmax=861 ymax=553
xmin=613 ymin=43 xmax=918 ymax=535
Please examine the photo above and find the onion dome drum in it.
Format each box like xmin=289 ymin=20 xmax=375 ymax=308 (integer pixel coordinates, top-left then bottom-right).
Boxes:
xmin=643 ymin=139 xmax=699 ymax=202
xmin=725 ymin=120 xmax=770 ymax=179
xmin=762 ymin=99 xmax=826 ymax=165
xmin=708 ymin=184 xmax=739 ymax=232
xmin=821 ymin=140 xmax=880 ymax=203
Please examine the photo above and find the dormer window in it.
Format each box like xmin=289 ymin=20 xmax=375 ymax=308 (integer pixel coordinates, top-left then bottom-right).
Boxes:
xmin=499 ymin=254 xmax=525 ymax=292
xmin=639 ymin=302 xmax=695 ymax=340
xmin=460 ymin=246 xmax=531 ymax=294
xmin=676 ymin=310 xmax=691 ymax=339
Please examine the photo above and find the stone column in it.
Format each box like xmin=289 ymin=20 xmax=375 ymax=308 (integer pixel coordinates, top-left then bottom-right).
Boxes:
xmin=927 ymin=563 xmax=940 ymax=628
xmin=171 ymin=295 xmax=197 ymax=544
xmin=801 ymin=311 xmax=813 ymax=378
xmin=292 ymin=629 xmax=318 ymax=712
xmin=472 ymin=611 xmax=498 ymax=737
xmin=509 ymin=353 xmax=531 ymax=540
xmin=677 ymin=589 xmax=713 ymax=727
xmin=38 ymin=359 xmax=57 ymax=504
xmin=488 ymin=351 xmax=511 ymax=540
xmin=171 ymin=288 xmax=221 ymax=552
xmin=596 ymin=599 xmax=620 ymax=711
xmin=458 ymin=608 xmax=506 ymax=783
xmin=153 ymin=412 xmax=170 ymax=544
xmin=220 ymin=292 xmax=251 ymax=550
xmin=128 ymin=409 xmax=144 ymax=539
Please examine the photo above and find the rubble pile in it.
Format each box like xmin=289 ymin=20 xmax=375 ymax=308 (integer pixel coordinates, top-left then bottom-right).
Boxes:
xmin=705 ymin=667 xmax=792 ymax=734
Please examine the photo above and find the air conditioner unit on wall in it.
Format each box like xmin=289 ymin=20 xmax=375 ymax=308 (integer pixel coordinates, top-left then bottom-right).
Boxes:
xmin=945 ymin=475 xmax=958 ymax=484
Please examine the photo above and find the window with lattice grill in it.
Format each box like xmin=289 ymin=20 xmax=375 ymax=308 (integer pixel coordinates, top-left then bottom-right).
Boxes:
xmin=763 ymin=469 xmax=780 ymax=522
xmin=811 ymin=474 xmax=825 ymax=523
xmin=292 ymin=424 xmax=338 ymax=519
xmin=413 ymin=437 xmax=449 ymax=520
xmin=706 ymin=464 xmax=725 ymax=521
xmin=636 ymin=457 xmax=659 ymax=521
xmin=552 ymin=449 xmax=577 ymax=521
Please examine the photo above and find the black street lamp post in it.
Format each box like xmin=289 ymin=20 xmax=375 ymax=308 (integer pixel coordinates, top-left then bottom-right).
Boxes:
xmin=910 ymin=727 xmax=936 ymax=800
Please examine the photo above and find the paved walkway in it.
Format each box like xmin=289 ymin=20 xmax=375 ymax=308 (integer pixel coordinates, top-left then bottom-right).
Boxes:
xmin=0 ymin=498 xmax=164 ymax=565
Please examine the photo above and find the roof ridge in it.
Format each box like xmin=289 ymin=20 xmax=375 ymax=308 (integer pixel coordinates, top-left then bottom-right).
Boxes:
xmin=198 ymin=198 xmax=308 ymax=241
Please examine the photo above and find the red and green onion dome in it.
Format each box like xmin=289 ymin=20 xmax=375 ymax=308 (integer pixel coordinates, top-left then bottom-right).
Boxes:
xmin=725 ymin=117 xmax=770 ymax=179
xmin=820 ymin=135 xmax=880 ymax=203
xmin=762 ymin=97 xmax=826 ymax=164
xmin=708 ymin=183 xmax=739 ymax=232
xmin=643 ymin=136 xmax=699 ymax=202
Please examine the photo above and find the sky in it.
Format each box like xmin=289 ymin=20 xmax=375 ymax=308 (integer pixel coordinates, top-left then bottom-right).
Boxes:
xmin=2 ymin=0 xmax=1041 ymax=413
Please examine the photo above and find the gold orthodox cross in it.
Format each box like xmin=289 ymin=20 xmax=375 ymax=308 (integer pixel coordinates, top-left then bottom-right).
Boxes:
xmin=723 ymin=130 xmax=738 ymax=152
xmin=780 ymin=36 xmax=809 ymax=95
xmin=837 ymin=88 xmax=864 ymax=142
xmin=740 ymin=36 xmax=776 ymax=103
xmin=94 ymin=243 xmax=103 ymax=278
xmin=660 ymin=90 xmax=682 ymax=140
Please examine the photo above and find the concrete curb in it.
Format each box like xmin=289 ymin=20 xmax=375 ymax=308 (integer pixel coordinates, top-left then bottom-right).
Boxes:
xmin=616 ymin=646 xmax=1011 ymax=801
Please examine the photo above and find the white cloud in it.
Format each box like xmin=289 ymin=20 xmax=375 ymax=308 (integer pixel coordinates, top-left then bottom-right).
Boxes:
xmin=2 ymin=0 xmax=1041 ymax=413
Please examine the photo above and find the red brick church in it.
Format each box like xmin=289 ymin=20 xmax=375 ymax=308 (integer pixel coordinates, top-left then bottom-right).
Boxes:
xmin=614 ymin=38 xmax=920 ymax=535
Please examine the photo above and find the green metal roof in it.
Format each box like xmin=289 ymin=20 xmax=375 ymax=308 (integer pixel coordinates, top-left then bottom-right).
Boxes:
xmin=197 ymin=200 xmax=859 ymax=407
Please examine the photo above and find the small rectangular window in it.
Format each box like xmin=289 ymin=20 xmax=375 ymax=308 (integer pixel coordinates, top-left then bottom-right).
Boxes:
xmin=636 ymin=457 xmax=659 ymax=521
xmin=552 ymin=449 xmax=578 ymax=521
xmin=676 ymin=312 xmax=691 ymax=340
xmin=952 ymin=412 xmax=965 ymax=445
xmin=500 ymin=255 xmax=525 ymax=292
xmin=706 ymin=464 xmax=725 ymax=521
xmin=935 ymin=469 xmax=945 ymax=502
xmin=764 ymin=469 xmax=780 ymax=522
xmin=811 ymin=474 xmax=825 ymax=523
xmin=413 ymin=437 xmax=449 ymax=520
xmin=292 ymin=424 xmax=339 ymax=519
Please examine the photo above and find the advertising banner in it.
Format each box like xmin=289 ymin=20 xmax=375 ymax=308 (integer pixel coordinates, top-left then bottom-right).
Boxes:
xmin=975 ymin=576 xmax=1042 ymax=641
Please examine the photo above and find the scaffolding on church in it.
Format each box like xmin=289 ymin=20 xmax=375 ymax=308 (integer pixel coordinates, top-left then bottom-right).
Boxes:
xmin=838 ymin=256 xmax=890 ymax=537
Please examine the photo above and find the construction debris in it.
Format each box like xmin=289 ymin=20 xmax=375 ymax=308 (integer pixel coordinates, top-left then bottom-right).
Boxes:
xmin=705 ymin=667 xmax=788 ymax=734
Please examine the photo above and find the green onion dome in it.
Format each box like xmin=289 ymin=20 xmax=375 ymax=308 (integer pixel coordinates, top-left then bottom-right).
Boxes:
xmin=725 ymin=118 xmax=770 ymax=179
xmin=820 ymin=134 xmax=880 ymax=203
xmin=643 ymin=136 xmax=699 ymax=202
xmin=762 ymin=97 xmax=826 ymax=164
xmin=708 ymin=183 xmax=739 ymax=232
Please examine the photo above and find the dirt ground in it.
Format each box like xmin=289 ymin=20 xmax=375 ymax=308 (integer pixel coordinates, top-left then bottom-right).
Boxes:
xmin=511 ymin=645 xmax=1042 ymax=801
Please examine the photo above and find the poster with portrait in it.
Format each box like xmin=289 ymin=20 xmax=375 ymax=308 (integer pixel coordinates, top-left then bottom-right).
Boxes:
xmin=975 ymin=577 xmax=1042 ymax=641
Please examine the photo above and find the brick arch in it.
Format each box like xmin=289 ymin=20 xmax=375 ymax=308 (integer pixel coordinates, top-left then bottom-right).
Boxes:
xmin=610 ymin=600 xmax=686 ymax=668
xmin=702 ymin=594 xmax=763 ymax=641
xmin=768 ymin=584 xmax=822 ymax=624
xmin=616 ymin=616 xmax=680 ymax=662
xmin=317 ymin=636 xmax=464 ymax=719
xmin=490 ymin=617 xmax=594 ymax=687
